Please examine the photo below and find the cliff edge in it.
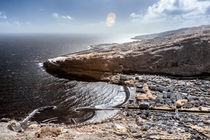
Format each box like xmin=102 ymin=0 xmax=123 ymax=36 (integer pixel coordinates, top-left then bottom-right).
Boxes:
xmin=44 ymin=25 xmax=210 ymax=81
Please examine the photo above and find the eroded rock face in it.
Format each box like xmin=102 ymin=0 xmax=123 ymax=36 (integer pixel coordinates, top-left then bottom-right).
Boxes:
xmin=44 ymin=25 xmax=210 ymax=81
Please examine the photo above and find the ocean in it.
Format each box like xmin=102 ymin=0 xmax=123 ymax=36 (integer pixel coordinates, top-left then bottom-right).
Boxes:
xmin=0 ymin=34 xmax=132 ymax=124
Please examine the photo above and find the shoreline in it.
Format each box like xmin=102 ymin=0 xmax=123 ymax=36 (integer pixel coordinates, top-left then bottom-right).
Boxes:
xmin=1 ymin=25 xmax=210 ymax=139
xmin=1 ymin=74 xmax=209 ymax=139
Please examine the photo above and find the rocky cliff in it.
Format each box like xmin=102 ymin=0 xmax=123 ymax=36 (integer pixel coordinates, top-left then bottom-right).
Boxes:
xmin=44 ymin=25 xmax=210 ymax=81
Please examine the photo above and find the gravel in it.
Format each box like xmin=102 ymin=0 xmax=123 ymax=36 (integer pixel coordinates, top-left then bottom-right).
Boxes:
xmin=2 ymin=74 xmax=209 ymax=139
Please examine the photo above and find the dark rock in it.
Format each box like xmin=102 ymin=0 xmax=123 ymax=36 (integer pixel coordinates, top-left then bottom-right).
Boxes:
xmin=167 ymin=92 xmax=172 ymax=98
xmin=176 ymin=93 xmax=183 ymax=100
xmin=170 ymin=93 xmax=176 ymax=102
xmin=136 ymin=87 xmax=144 ymax=93
xmin=190 ymin=134 xmax=206 ymax=140
xmin=199 ymin=100 xmax=204 ymax=105
xmin=149 ymin=126 xmax=158 ymax=130
xmin=163 ymin=91 xmax=168 ymax=99
xmin=135 ymin=76 xmax=144 ymax=81
xmin=181 ymin=93 xmax=188 ymax=99
xmin=182 ymin=117 xmax=188 ymax=122
xmin=126 ymin=111 xmax=135 ymax=117
xmin=146 ymin=122 xmax=154 ymax=127
xmin=120 ymin=75 xmax=128 ymax=81
xmin=198 ymin=122 xmax=204 ymax=127
xmin=136 ymin=117 xmax=143 ymax=126
xmin=129 ymin=126 xmax=138 ymax=133
xmin=185 ymin=103 xmax=193 ymax=108
xmin=194 ymin=100 xmax=201 ymax=107
xmin=201 ymin=87 xmax=208 ymax=92
xmin=191 ymin=115 xmax=198 ymax=120
xmin=187 ymin=95 xmax=196 ymax=101
xmin=167 ymin=128 xmax=174 ymax=134
xmin=165 ymin=86 xmax=174 ymax=92
xmin=184 ymin=128 xmax=189 ymax=132
xmin=166 ymin=99 xmax=173 ymax=106
xmin=132 ymin=134 xmax=142 ymax=139
xmin=149 ymin=100 xmax=156 ymax=107
xmin=140 ymin=110 xmax=151 ymax=119
xmin=156 ymin=94 xmax=163 ymax=103
xmin=136 ymin=84 xmax=143 ymax=88
xmin=139 ymin=102 xmax=150 ymax=109
xmin=155 ymin=116 xmax=163 ymax=121
xmin=174 ymin=113 xmax=179 ymax=120
xmin=201 ymin=84 xmax=207 ymax=88
xmin=157 ymin=122 xmax=166 ymax=130
xmin=166 ymin=120 xmax=174 ymax=126
xmin=149 ymin=85 xmax=165 ymax=92
xmin=179 ymin=129 xmax=185 ymax=133
xmin=141 ymin=124 xmax=150 ymax=131
xmin=155 ymin=103 xmax=163 ymax=107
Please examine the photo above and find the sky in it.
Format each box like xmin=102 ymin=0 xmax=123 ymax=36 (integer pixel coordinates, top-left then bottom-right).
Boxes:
xmin=0 ymin=0 xmax=210 ymax=34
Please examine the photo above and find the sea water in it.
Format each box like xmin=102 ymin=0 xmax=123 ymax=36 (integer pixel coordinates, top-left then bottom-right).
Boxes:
xmin=0 ymin=33 xmax=132 ymax=124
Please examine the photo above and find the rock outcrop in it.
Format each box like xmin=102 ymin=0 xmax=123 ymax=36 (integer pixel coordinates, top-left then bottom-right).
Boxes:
xmin=44 ymin=25 xmax=210 ymax=81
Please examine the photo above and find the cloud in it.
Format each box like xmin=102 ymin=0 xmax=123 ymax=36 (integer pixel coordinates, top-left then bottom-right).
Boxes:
xmin=61 ymin=15 xmax=72 ymax=21
xmin=52 ymin=12 xmax=72 ymax=22
xmin=147 ymin=0 xmax=210 ymax=19
xmin=0 ymin=11 xmax=7 ymax=19
xmin=130 ymin=0 xmax=210 ymax=26
xmin=130 ymin=12 xmax=142 ymax=18
xmin=106 ymin=13 xmax=116 ymax=27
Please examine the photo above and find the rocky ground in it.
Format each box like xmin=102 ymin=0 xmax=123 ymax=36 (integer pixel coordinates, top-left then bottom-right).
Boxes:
xmin=1 ymin=25 xmax=210 ymax=139
xmin=0 ymin=74 xmax=209 ymax=140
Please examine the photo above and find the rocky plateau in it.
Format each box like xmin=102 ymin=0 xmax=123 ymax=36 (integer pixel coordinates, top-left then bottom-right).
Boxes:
xmin=44 ymin=25 xmax=210 ymax=81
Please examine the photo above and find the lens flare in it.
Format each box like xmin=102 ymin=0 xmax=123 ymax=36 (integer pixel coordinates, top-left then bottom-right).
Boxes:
xmin=106 ymin=13 xmax=116 ymax=27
